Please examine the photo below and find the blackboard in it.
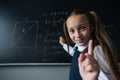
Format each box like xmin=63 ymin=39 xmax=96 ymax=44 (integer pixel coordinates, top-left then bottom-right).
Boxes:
xmin=0 ymin=0 xmax=120 ymax=65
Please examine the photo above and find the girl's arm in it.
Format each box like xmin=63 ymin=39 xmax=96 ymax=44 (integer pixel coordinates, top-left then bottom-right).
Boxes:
xmin=59 ymin=36 xmax=74 ymax=56
xmin=94 ymin=45 xmax=112 ymax=80
xmin=63 ymin=44 xmax=74 ymax=56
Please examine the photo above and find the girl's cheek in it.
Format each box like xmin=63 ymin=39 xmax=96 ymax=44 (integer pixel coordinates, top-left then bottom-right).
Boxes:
xmin=70 ymin=36 xmax=74 ymax=42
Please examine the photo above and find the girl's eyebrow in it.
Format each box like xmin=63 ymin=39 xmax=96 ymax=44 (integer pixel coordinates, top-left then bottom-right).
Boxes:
xmin=68 ymin=27 xmax=74 ymax=30
xmin=67 ymin=23 xmax=88 ymax=30
xmin=67 ymin=25 xmax=76 ymax=29
xmin=79 ymin=23 xmax=85 ymax=25
xmin=78 ymin=24 xmax=89 ymax=27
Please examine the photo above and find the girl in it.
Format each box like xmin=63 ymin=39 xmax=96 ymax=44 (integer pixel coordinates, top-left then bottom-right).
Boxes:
xmin=59 ymin=10 xmax=120 ymax=80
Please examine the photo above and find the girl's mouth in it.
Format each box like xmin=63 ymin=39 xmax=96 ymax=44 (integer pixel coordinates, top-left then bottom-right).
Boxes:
xmin=75 ymin=38 xmax=84 ymax=43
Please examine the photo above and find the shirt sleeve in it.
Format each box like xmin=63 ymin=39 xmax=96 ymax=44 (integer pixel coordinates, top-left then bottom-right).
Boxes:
xmin=63 ymin=44 xmax=74 ymax=56
xmin=98 ymin=69 xmax=111 ymax=80
xmin=93 ymin=45 xmax=112 ymax=80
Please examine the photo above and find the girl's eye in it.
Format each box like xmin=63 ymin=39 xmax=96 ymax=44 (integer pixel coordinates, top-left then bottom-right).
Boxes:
xmin=78 ymin=25 xmax=87 ymax=31
xmin=68 ymin=29 xmax=74 ymax=34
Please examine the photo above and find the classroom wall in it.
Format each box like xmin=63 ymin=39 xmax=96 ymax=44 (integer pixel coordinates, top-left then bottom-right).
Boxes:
xmin=0 ymin=65 xmax=70 ymax=80
xmin=0 ymin=64 xmax=120 ymax=80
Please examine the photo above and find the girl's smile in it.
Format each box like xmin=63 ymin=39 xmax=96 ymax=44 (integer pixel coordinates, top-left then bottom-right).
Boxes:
xmin=75 ymin=37 xmax=84 ymax=43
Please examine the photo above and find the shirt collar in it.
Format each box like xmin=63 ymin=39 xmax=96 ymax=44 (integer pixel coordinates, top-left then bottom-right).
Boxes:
xmin=74 ymin=44 xmax=88 ymax=52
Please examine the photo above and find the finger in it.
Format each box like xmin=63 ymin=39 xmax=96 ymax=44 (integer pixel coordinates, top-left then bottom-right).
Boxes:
xmin=78 ymin=53 xmax=86 ymax=65
xmin=78 ymin=53 xmax=86 ymax=74
xmin=88 ymin=39 xmax=93 ymax=56
xmin=85 ymin=64 xmax=93 ymax=72
xmin=85 ymin=61 xmax=100 ymax=73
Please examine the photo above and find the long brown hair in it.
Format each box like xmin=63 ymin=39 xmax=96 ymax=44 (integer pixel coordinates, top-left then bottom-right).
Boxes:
xmin=63 ymin=9 xmax=120 ymax=80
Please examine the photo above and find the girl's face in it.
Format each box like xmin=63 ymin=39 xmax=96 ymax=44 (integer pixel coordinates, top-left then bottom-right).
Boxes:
xmin=66 ymin=14 xmax=91 ymax=46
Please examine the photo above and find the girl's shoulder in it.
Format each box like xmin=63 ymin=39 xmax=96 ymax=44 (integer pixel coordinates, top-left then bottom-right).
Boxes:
xmin=93 ymin=45 xmax=104 ymax=58
xmin=94 ymin=45 xmax=102 ymax=51
xmin=93 ymin=45 xmax=110 ymax=74
xmin=94 ymin=45 xmax=103 ymax=52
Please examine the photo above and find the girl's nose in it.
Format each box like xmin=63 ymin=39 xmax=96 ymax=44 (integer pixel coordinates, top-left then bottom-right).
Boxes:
xmin=75 ymin=30 xmax=81 ymax=37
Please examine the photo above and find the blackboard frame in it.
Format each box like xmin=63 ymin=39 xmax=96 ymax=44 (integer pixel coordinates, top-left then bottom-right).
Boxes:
xmin=0 ymin=0 xmax=120 ymax=65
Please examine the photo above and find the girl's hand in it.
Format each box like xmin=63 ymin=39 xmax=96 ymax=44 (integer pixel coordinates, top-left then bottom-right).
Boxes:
xmin=59 ymin=36 xmax=66 ymax=46
xmin=78 ymin=40 xmax=100 ymax=80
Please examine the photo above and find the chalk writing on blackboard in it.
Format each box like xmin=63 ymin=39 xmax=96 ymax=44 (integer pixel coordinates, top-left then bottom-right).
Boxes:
xmin=10 ymin=18 xmax=39 ymax=48
xmin=43 ymin=11 xmax=69 ymax=27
